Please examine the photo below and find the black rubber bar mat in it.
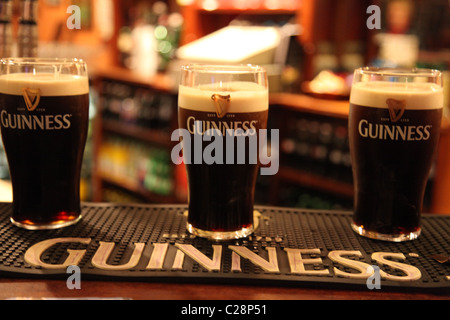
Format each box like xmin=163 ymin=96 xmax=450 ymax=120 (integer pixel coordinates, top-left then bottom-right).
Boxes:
xmin=0 ymin=202 xmax=449 ymax=292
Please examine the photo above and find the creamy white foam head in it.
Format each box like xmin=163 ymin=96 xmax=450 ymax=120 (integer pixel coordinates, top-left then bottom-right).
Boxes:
xmin=178 ymin=81 xmax=268 ymax=113
xmin=0 ymin=73 xmax=89 ymax=96
xmin=350 ymin=81 xmax=443 ymax=110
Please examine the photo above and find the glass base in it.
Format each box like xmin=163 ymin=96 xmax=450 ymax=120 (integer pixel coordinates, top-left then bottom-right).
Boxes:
xmin=186 ymin=210 xmax=260 ymax=241
xmin=187 ymin=223 xmax=254 ymax=241
xmin=11 ymin=215 xmax=82 ymax=230
xmin=351 ymin=222 xmax=421 ymax=242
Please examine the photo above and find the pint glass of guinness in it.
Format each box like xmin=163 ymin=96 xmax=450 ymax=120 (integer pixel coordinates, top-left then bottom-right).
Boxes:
xmin=349 ymin=68 xmax=443 ymax=241
xmin=0 ymin=58 xmax=89 ymax=230
xmin=178 ymin=64 xmax=268 ymax=240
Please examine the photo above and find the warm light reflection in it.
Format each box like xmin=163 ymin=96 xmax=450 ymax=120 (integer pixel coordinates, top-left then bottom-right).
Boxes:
xmin=202 ymin=0 xmax=219 ymax=11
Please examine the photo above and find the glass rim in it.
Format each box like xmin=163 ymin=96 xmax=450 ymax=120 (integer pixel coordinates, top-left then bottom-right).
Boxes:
xmin=355 ymin=67 xmax=441 ymax=78
xmin=0 ymin=57 xmax=86 ymax=66
xmin=181 ymin=63 xmax=266 ymax=74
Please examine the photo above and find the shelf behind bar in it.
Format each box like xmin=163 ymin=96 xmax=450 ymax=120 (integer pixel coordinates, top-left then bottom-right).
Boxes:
xmin=102 ymin=119 xmax=173 ymax=148
xmin=100 ymin=174 xmax=179 ymax=204
xmin=91 ymin=66 xmax=450 ymax=213
xmin=91 ymin=64 xmax=176 ymax=93
xmin=91 ymin=65 xmax=450 ymax=133
xmin=269 ymin=92 xmax=350 ymax=119
xmin=278 ymin=166 xmax=354 ymax=198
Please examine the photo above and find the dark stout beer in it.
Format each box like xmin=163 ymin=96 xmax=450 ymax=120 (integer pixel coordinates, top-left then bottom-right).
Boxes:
xmin=0 ymin=72 xmax=89 ymax=229
xmin=349 ymin=80 xmax=443 ymax=241
xmin=178 ymin=81 xmax=268 ymax=239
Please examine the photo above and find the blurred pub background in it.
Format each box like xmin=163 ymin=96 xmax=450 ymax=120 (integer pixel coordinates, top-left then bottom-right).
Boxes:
xmin=0 ymin=0 xmax=449 ymax=214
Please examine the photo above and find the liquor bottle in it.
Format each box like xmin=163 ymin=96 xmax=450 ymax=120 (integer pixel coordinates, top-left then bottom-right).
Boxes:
xmin=0 ymin=0 xmax=13 ymax=57
xmin=17 ymin=0 xmax=38 ymax=57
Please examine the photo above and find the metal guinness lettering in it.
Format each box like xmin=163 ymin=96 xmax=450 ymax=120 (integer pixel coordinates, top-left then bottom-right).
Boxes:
xmin=23 ymin=238 xmax=423 ymax=282
xmin=24 ymin=238 xmax=91 ymax=270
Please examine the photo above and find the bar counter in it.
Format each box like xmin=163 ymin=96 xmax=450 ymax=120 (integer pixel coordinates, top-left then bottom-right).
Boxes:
xmin=0 ymin=277 xmax=447 ymax=300
xmin=0 ymin=203 xmax=448 ymax=301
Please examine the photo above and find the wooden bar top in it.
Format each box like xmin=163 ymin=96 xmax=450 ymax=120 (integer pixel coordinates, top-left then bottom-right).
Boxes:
xmin=0 ymin=278 xmax=448 ymax=300
xmin=0 ymin=202 xmax=448 ymax=301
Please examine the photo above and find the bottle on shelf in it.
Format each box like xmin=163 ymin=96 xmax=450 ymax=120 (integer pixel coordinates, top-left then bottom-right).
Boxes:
xmin=98 ymin=135 xmax=174 ymax=197
xmin=17 ymin=0 xmax=38 ymax=57
xmin=0 ymin=0 xmax=13 ymax=57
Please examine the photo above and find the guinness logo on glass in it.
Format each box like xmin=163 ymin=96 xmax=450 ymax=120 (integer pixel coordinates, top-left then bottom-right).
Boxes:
xmin=22 ymin=88 xmax=41 ymax=112
xmin=211 ymin=94 xmax=231 ymax=118
xmin=386 ymin=98 xmax=406 ymax=123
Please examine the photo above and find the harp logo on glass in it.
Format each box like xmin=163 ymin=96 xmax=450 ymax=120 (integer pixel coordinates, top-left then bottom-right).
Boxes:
xmin=22 ymin=88 xmax=41 ymax=112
